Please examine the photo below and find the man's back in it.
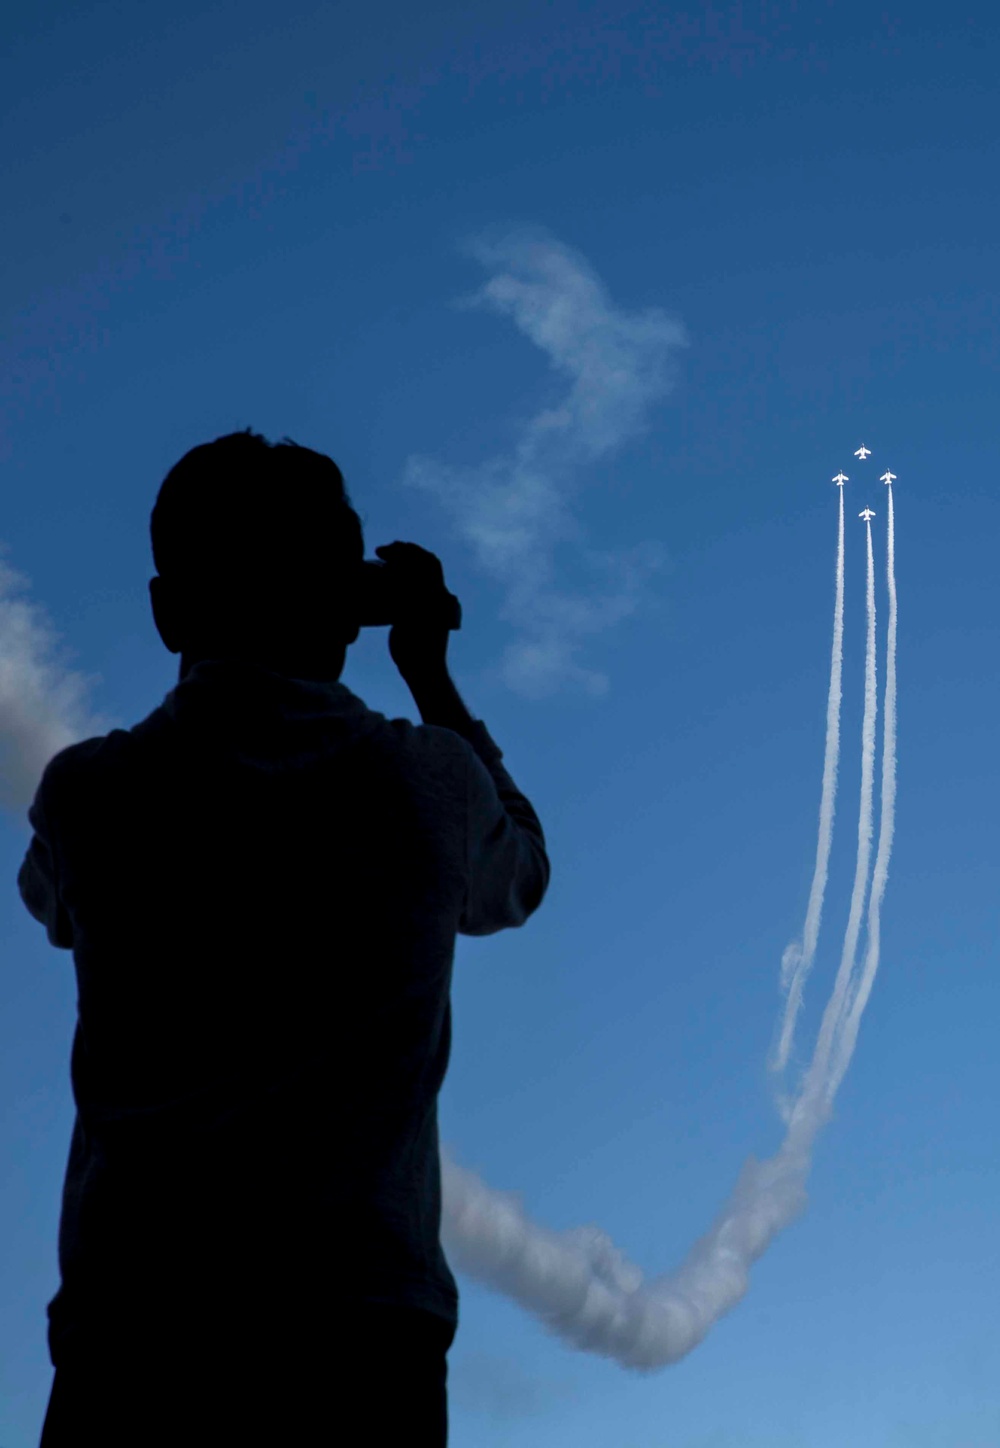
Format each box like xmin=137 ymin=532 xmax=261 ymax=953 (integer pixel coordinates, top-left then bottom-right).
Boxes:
xmin=19 ymin=656 xmax=550 ymax=1373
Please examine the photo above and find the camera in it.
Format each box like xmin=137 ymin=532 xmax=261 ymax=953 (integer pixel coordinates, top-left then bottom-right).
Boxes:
xmin=354 ymin=558 xmax=462 ymax=631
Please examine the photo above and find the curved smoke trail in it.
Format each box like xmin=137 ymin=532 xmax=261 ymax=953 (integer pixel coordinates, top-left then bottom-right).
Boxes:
xmin=827 ymin=485 xmax=896 ymax=1103
xmin=787 ymin=513 xmax=877 ymax=1129
xmin=0 ymin=477 xmax=898 ymax=1376
xmin=769 ymin=484 xmax=845 ymax=1081
xmin=439 ymin=496 xmax=896 ymax=1372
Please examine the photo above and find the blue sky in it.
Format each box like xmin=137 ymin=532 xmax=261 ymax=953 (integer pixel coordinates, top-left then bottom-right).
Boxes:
xmin=3 ymin=1 xmax=999 ymax=1443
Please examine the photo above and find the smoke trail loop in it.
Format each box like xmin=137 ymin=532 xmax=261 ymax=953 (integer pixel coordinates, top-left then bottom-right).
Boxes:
xmin=440 ymin=490 xmax=898 ymax=1372
xmin=0 ymin=447 xmax=898 ymax=1377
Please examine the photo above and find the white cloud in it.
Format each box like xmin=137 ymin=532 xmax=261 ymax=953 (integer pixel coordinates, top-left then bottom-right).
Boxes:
xmin=0 ymin=548 xmax=118 ymax=815
xmin=402 ymin=228 xmax=687 ymax=698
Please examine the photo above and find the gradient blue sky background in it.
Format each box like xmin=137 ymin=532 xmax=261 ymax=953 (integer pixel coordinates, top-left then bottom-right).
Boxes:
xmin=3 ymin=2 xmax=999 ymax=1443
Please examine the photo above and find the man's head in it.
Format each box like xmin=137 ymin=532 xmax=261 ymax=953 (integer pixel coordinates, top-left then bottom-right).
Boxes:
xmin=149 ymin=430 xmax=366 ymax=683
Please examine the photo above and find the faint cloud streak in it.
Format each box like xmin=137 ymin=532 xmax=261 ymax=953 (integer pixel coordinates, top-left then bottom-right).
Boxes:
xmin=402 ymin=228 xmax=687 ymax=698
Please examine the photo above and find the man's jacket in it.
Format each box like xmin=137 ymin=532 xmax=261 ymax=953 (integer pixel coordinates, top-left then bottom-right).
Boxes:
xmin=18 ymin=657 xmax=550 ymax=1367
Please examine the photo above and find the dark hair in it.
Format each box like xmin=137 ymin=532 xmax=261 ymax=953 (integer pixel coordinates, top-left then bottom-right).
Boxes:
xmin=150 ymin=430 xmax=365 ymax=601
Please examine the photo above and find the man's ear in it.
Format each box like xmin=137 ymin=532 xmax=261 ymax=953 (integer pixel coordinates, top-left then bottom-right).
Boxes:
xmin=149 ymin=576 xmax=181 ymax=655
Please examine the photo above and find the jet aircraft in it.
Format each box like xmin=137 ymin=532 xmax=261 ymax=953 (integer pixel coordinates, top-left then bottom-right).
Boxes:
xmin=859 ymin=507 xmax=875 ymax=521
xmin=854 ymin=445 xmax=871 ymax=459
xmin=833 ymin=472 xmax=848 ymax=486
xmin=880 ymin=470 xmax=897 ymax=485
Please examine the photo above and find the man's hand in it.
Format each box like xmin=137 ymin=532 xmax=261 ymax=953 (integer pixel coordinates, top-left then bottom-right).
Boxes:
xmin=375 ymin=542 xmax=456 ymax=683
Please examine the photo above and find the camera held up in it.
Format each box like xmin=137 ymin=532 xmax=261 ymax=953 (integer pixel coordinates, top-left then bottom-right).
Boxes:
xmin=355 ymin=546 xmax=462 ymax=632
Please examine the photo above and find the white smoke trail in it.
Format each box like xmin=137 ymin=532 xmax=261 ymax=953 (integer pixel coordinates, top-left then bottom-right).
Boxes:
xmin=439 ymin=1138 xmax=811 ymax=1371
xmin=826 ymin=486 xmax=896 ymax=1103
xmin=769 ymin=483 xmax=845 ymax=1080
xmin=785 ymin=514 xmax=877 ymax=1129
xmin=1 ymin=479 xmax=897 ymax=1375
xmin=438 ymin=502 xmax=895 ymax=1371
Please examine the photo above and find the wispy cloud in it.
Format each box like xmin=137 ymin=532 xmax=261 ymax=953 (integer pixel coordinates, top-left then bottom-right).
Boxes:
xmin=0 ymin=549 xmax=117 ymax=815
xmin=402 ymin=227 xmax=688 ymax=698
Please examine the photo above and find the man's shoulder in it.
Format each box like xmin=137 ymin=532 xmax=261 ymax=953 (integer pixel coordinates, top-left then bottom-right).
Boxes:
xmin=381 ymin=716 xmax=490 ymax=779
xmin=38 ymin=729 xmax=132 ymax=790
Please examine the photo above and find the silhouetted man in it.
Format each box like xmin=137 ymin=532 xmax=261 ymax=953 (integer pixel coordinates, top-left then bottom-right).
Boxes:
xmin=22 ymin=430 xmax=550 ymax=1445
